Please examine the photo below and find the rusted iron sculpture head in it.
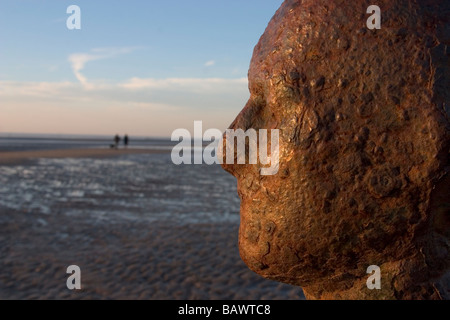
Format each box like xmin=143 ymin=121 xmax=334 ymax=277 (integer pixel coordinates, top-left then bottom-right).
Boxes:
xmin=222 ymin=0 xmax=449 ymax=299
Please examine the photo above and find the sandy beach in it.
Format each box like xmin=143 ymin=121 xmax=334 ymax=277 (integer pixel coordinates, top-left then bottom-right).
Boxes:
xmin=0 ymin=208 xmax=303 ymax=300
xmin=0 ymin=148 xmax=168 ymax=165
xmin=0 ymin=148 xmax=304 ymax=300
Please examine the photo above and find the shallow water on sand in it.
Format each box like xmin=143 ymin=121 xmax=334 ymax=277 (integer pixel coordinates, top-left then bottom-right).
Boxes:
xmin=0 ymin=153 xmax=240 ymax=224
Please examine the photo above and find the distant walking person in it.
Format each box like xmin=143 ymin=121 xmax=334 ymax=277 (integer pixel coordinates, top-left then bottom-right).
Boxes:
xmin=124 ymin=134 xmax=129 ymax=148
xmin=114 ymin=134 xmax=121 ymax=149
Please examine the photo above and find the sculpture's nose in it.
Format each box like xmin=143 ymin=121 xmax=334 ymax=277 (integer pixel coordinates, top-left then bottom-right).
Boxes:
xmin=220 ymin=99 xmax=263 ymax=176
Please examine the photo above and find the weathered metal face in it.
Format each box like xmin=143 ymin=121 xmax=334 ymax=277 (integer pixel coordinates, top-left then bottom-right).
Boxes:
xmin=222 ymin=0 xmax=449 ymax=299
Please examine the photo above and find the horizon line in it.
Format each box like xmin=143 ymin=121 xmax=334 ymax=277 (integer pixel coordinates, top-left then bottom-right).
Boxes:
xmin=0 ymin=132 xmax=172 ymax=141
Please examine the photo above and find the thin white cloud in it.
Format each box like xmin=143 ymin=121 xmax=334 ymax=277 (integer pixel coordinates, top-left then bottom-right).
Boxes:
xmin=0 ymin=77 xmax=248 ymax=97
xmin=0 ymin=81 xmax=76 ymax=97
xmin=121 ymin=77 xmax=247 ymax=93
xmin=68 ymin=53 xmax=94 ymax=86
xmin=0 ymin=77 xmax=248 ymax=136
xmin=204 ymin=60 xmax=215 ymax=67
xmin=68 ymin=47 xmax=137 ymax=88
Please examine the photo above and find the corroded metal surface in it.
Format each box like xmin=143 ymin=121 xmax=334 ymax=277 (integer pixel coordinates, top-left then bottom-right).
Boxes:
xmin=222 ymin=0 xmax=449 ymax=299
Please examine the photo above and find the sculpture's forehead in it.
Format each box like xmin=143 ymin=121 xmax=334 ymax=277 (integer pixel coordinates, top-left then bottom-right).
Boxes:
xmin=249 ymin=0 xmax=444 ymax=73
xmin=248 ymin=1 xmax=449 ymax=119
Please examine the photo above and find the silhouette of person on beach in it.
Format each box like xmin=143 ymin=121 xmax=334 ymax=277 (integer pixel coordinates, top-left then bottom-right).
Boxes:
xmin=114 ymin=134 xmax=120 ymax=149
xmin=124 ymin=134 xmax=129 ymax=148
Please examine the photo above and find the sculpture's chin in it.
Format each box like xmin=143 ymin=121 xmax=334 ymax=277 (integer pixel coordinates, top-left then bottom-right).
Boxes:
xmin=236 ymin=202 xmax=313 ymax=288
xmin=238 ymin=238 xmax=307 ymax=287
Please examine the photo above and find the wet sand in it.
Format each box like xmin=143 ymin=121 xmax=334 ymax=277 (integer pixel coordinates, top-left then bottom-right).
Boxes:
xmin=0 ymin=208 xmax=304 ymax=300
xmin=0 ymin=148 xmax=168 ymax=165
xmin=0 ymin=149 xmax=304 ymax=300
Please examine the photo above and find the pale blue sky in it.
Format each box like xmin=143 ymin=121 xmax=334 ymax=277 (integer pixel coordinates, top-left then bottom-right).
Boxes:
xmin=0 ymin=1 xmax=283 ymax=137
